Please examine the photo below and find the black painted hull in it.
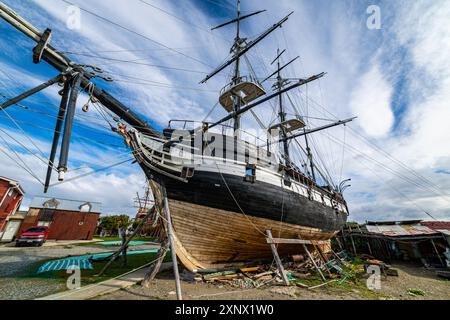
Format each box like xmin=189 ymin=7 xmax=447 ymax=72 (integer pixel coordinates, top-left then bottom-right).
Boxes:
xmin=143 ymin=168 xmax=347 ymax=233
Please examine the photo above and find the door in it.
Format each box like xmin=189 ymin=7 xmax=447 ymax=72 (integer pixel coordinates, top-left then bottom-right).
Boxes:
xmin=1 ymin=220 xmax=21 ymax=242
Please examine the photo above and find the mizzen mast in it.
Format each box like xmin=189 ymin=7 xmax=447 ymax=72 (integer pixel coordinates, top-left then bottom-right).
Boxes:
xmin=264 ymin=49 xmax=301 ymax=166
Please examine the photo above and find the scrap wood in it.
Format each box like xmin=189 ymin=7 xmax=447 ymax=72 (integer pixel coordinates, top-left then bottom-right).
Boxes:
xmin=307 ymin=279 xmax=338 ymax=290
xmin=292 ymin=272 xmax=311 ymax=278
xmin=295 ymin=282 xmax=309 ymax=288
xmin=203 ymin=270 xmax=237 ymax=280
xmin=366 ymin=259 xmax=385 ymax=266
xmin=252 ymin=271 xmax=274 ymax=279
xmin=240 ymin=267 xmax=260 ymax=273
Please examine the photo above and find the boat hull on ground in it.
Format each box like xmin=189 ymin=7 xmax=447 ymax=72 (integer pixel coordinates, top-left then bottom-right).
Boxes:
xmin=143 ymin=168 xmax=347 ymax=271
xmin=167 ymin=199 xmax=336 ymax=271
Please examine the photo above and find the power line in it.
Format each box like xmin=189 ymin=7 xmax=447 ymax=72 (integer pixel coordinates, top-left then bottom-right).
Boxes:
xmin=299 ymin=91 xmax=450 ymax=201
xmin=63 ymin=52 xmax=208 ymax=74
xmin=60 ymin=0 xmax=211 ymax=68
xmin=137 ymin=0 xmax=230 ymax=43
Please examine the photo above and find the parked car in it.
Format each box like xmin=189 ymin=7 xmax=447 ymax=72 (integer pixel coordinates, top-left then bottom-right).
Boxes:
xmin=15 ymin=226 xmax=49 ymax=247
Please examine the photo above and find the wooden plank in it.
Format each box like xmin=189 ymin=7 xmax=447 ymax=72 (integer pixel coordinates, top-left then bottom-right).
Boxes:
xmin=266 ymin=238 xmax=328 ymax=245
xmin=166 ymin=199 xmax=335 ymax=271
xmin=302 ymin=243 xmax=326 ymax=282
xmin=266 ymin=230 xmax=290 ymax=286
xmin=431 ymin=239 xmax=445 ymax=267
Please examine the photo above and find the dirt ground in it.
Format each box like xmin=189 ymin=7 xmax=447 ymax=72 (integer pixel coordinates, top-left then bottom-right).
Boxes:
xmin=95 ymin=262 xmax=450 ymax=300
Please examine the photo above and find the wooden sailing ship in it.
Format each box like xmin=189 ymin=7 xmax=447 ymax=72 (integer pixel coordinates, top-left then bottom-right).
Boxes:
xmin=0 ymin=1 xmax=355 ymax=271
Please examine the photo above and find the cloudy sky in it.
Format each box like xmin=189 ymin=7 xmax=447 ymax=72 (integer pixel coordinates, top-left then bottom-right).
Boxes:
xmin=0 ymin=0 xmax=449 ymax=222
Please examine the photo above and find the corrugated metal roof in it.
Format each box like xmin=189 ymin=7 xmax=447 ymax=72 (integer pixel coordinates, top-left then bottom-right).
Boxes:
xmin=420 ymin=221 xmax=450 ymax=232
xmin=29 ymin=197 xmax=102 ymax=213
xmin=365 ymin=224 xmax=438 ymax=237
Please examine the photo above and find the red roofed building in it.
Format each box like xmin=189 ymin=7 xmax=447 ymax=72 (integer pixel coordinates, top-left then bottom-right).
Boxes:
xmin=420 ymin=221 xmax=450 ymax=232
xmin=0 ymin=176 xmax=25 ymax=242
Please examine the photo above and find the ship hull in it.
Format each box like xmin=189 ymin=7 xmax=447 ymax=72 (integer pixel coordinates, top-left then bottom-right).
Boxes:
xmin=165 ymin=198 xmax=336 ymax=271
xmin=142 ymin=167 xmax=347 ymax=271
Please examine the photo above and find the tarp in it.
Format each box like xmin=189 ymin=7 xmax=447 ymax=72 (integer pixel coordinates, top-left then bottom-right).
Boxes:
xmin=98 ymin=241 xmax=152 ymax=246
xmin=37 ymin=249 xmax=159 ymax=273
xmin=37 ymin=258 xmax=93 ymax=273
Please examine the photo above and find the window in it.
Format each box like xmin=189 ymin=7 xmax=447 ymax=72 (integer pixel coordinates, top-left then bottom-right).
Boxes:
xmin=244 ymin=163 xmax=256 ymax=183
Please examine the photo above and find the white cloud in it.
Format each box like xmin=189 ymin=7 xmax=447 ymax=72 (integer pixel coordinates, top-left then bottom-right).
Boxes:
xmin=350 ymin=62 xmax=394 ymax=138
xmin=1 ymin=0 xmax=450 ymax=222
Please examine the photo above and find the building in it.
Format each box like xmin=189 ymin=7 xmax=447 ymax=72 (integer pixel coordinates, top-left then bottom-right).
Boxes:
xmin=17 ymin=197 xmax=102 ymax=240
xmin=340 ymin=220 xmax=450 ymax=267
xmin=0 ymin=176 xmax=25 ymax=242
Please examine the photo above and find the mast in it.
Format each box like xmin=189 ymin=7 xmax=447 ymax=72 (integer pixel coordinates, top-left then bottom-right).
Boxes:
xmin=232 ymin=0 xmax=242 ymax=136
xmin=274 ymin=49 xmax=290 ymax=165
xmin=304 ymin=132 xmax=316 ymax=181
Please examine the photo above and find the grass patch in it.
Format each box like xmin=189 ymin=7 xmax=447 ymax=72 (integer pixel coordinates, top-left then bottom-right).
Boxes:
xmin=291 ymin=258 xmax=390 ymax=299
xmin=407 ymin=288 xmax=425 ymax=297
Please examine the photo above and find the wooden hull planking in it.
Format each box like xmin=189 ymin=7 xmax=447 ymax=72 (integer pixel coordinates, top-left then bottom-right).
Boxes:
xmin=167 ymin=199 xmax=336 ymax=271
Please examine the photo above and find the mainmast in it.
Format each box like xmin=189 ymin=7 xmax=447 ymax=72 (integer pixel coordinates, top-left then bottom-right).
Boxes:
xmin=275 ymin=49 xmax=289 ymax=162
xmin=232 ymin=0 xmax=242 ymax=135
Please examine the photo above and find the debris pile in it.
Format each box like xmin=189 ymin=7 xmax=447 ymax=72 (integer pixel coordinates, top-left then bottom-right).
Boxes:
xmin=190 ymin=250 xmax=357 ymax=289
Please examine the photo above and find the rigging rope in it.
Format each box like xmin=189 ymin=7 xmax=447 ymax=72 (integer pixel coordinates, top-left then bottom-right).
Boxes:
xmin=60 ymin=0 xmax=211 ymax=68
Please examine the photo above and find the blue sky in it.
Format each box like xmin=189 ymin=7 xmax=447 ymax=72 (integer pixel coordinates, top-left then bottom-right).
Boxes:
xmin=0 ymin=0 xmax=449 ymax=222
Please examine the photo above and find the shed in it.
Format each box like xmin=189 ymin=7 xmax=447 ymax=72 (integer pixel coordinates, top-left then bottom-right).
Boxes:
xmin=18 ymin=197 xmax=102 ymax=240
xmin=340 ymin=220 xmax=449 ymax=267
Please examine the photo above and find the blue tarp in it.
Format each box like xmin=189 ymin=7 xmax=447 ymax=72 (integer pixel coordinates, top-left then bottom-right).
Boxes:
xmin=98 ymin=241 xmax=152 ymax=246
xmin=37 ymin=249 xmax=159 ymax=273
xmin=37 ymin=258 xmax=93 ymax=273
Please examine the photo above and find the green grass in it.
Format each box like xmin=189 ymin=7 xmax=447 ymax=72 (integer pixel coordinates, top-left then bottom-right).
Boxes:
xmin=290 ymin=258 xmax=390 ymax=299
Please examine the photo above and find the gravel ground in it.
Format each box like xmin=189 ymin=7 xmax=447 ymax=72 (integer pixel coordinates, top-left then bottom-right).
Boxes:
xmin=96 ymin=263 xmax=450 ymax=300
xmin=0 ymin=243 xmax=153 ymax=300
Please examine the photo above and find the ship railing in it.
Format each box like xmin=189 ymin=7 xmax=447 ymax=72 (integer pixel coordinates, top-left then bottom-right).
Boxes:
xmin=139 ymin=129 xmax=277 ymax=170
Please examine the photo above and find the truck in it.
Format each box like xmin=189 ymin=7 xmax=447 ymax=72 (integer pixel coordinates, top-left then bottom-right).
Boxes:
xmin=15 ymin=226 xmax=49 ymax=247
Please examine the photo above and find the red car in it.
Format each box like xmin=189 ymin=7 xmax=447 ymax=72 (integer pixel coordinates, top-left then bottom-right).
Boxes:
xmin=15 ymin=226 xmax=49 ymax=247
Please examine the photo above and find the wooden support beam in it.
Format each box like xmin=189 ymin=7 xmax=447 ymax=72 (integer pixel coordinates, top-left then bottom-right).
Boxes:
xmin=335 ymin=236 xmax=344 ymax=252
xmin=97 ymin=205 xmax=156 ymax=276
xmin=266 ymin=238 xmax=327 ymax=245
xmin=312 ymin=241 xmax=332 ymax=277
xmin=431 ymin=239 xmax=446 ymax=267
xmin=160 ymin=181 xmax=183 ymax=300
xmin=266 ymin=230 xmax=290 ymax=286
xmin=348 ymin=226 xmax=357 ymax=256
xmin=302 ymin=243 xmax=326 ymax=282
xmin=142 ymin=241 xmax=169 ymax=288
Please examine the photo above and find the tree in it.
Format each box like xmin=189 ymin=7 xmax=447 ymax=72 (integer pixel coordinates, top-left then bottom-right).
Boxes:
xmin=98 ymin=215 xmax=131 ymax=235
